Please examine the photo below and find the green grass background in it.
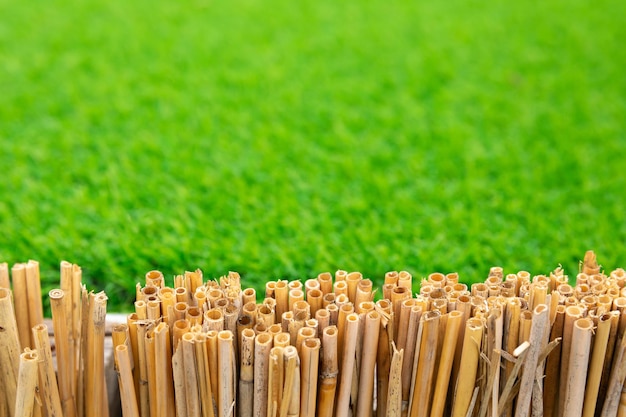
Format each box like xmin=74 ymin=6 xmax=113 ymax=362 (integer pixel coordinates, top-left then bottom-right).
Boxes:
xmin=1 ymin=0 xmax=624 ymax=310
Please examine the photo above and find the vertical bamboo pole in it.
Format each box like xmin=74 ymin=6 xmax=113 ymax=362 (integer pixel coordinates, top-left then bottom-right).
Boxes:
xmin=116 ymin=345 xmax=140 ymax=417
xmin=300 ymin=338 xmax=320 ymax=417
xmin=562 ymin=318 xmax=593 ymax=417
xmin=154 ymin=322 xmax=175 ymax=417
xmin=409 ymin=310 xmax=441 ymax=417
xmin=0 ymin=288 xmax=21 ymax=417
xmin=582 ymin=313 xmax=612 ymax=417
xmin=386 ymin=343 xmax=403 ymax=417
xmin=218 ymin=331 xmax=235 ymax=417
xmin=430 ymin=310 xmax=463 ymax=417
xmin=558 ymin=305 xmax=583 ymax=416
xmin=239 ymin=328 xmax=255 ymax=417
xmin=85 ymin=292 xmax=107 ymax=417
xmin=336 ymin=313 xmax=359 ymax=417
xmin=254 ymin=332 xmax=272 ymax=417
xmin=0 ymin=263 xmax=8 ymax=288
xmin=14 ymin=350 xmax=39 ymax=417
xmin=50 ymin=289 xmax=77 ymax=417
xmin=451 ymin=317 xmax=483 ymax=417
xmin=182 ymin=333 xmax=201 ymax=417
xmin=25 ymin=261 xmax=44 ymax=335
xmin=356 ymin=311 xmax=380 ymax=417
xmin=11 ymin=264 xmax=31 ymax=349
xmin=33 ymin=323 xmax=64 ymax=417
xmin=317 ymin=326 xmax=338 ymax=417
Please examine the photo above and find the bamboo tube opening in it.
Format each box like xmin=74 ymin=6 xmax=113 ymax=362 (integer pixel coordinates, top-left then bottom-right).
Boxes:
xmin=317 ymin=273 xmax=333 ymax=295
xmin=384 ymin=271 xmax=399 ymax=285
xmin=265 ymin=281 xmax=276 ymax=298
xmin=274 ymin=332 xmax=291 ymax=348
xmin=428 ymin=272 xmax=445 ymax=287
xmin=334 ymin=281 xmax=348 ymax=296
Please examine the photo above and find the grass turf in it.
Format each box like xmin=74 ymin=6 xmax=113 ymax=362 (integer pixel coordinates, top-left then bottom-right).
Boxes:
xmin=1 ymin=0 xmax=624 ymax=311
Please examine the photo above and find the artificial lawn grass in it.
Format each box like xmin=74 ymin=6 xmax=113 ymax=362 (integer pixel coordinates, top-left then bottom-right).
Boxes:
xmin=1 ymin=0 xmax=624 ymax=311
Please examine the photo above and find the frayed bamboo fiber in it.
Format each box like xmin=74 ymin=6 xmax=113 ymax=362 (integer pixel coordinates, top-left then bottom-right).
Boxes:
xmin=430 ymin=310 xmax=463 ymax=417
xmin=85 ymin=292 xmax=108 ymax=417
xmin=562 ymin=318 xmax=593 ymax=416
xmin=514 ymin=304 xmax=548 ymax=417
xmin=317 ymin=325 xmax=338 ymax=417
xmin=116 ymin=345 xmax=140 ymax=417
xmin=50 ymin=289 xmax=77 ymax=417
xmin=409 ymin=310 xmax=441 ymax=417
xmin=300 ymin=338 xmax=319 ymax=417
xmin=0 ymin=288 xmax=21 ymax=417
xmin=336 ymin=312 xmax=359 ymax=417
xmin=268 ymin=346 xmax=283 ymax=417
xmin=356 ymin=310 xmax=380 ymax=417
xmin=172 ymin=343 xmax=188 ymax=417
xmin=15 ymin=349 xmax=39 ymax=417
xmin=451 ymin=317 xmax=483 ymax=417
xmin=239 ymin=328 xmax=255 ymax=417
xmin=254 ymin=332 xmax=272 ymax=417
xmin=582 ymin=312 xmax=612 ymax=417
xmin=11 ymin=264 xmax=31 ymax=349
xmin=33 ymin=323 xmax=64 ymax=417
xmin=386 ymin=343 xmax=403 ymax=417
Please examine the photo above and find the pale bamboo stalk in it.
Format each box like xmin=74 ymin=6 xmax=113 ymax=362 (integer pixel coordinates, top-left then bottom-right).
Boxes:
xmin=601 ymin=331 xmax=626 ymax=416
xmin=0 ymin=287 xmax=21 ymax=417
xmin=0 ymin=262 xmax=8 ymax=288
xmin=376 ymin=313 xmax=391 ymax=417
xmin=33 ymin=323 xmax=64 ymax=417
xmin=135 ymin=321 xmax=151 ymax=417
xmin=218 ymin=331 xmax=235 ymax=417
xmin=206 ymin=330 xmax=220 ymax=413
xmin=451 ymin=317 xmax=483 ymax=417
xmin=391 ymin=286 xmax=410 ymax=345
xmin=409 ymin=310 xmax=441 ymax=417
xmin=85 ymin=292 xmax=107 ymax=417
xmin=275 ymin=281 xmax=289 ymax=321
xmin=182 ymin=333 xmax=201 ymax=417
xmin=11 ymin=264 xmax=31 ymax=349
xmin=308 ymin=289 xmax=323 ymax=317
xmin=558 ymin=305 xmax=584 ymax=416
xmin=25 ymin=261 xmax=44 ymax=334
xmin=354 ymin=279 xmax=373 ymax=312
xmin=396 ymin=299 xmax=415 ymax=363
xmin=597 ymin=311 xmax=620 ymax=414
xmin=239 ymin=329 xmax=255 ymax=417
xmin=267 ymin=346 xmax=283 ymax=417
xmin=386 ymin=343 xmax=403 ymax=417
xmin=14 ymin=349 xmax=39 ymax=417
xmin=254 ymin=332 xmax=272 ymax=417
xmin=317 ymin=326 xmax=338 ymax=417
xmin=172 ymin=343 xmax=188 ymax=417
xmin=116 ymin=345 xmax=140 ymax=417
xmin=514 ymin=304 xmax=549 ymax=417
xmin=491 ymin=307 xmax=503 ymax=417
xmin=299 ymin=338 xmax=320 ymax=417
xmin=77 ymin=285 xmax=88 ymax=417
xmin=430 ymin=310 xmax=463 ymax=417
xmin=192 ymin=333 xmax=215 ymax=417
xmin=543 ymin=304 xmax=565 ymax=417
xmin=145 ymin=329 xmax=158 ymax=417
xmin=279 ymin=346 xmax=298 ymax=417
xmin=562 ymin=318 xmax=593 ymax=417
xmin=355 ymin=311 xmax=380 ymax=417
xmin=154 ymin=322 xmax=175 ymax=417
xmin=582 ymin=312 xmax=612 ymax=417
xmin=315 ymin=309 xmax=330 ymax=335
xmin=401 ymin=304 xmax=422 ymax=409
xmin=450 ymin=294 xmax=471 ymax=405
xmin=317 ymin=273 xmax=333 ymax=295
xmin=336 ymin=312 xmax=359 ymax=417
xmin=50 ymin=289 xmax=77 ymax=417
xmin=286 ymin=350 xmax=300 ymax=417
xmin=518 ymin=310 xmax=532 ymax=344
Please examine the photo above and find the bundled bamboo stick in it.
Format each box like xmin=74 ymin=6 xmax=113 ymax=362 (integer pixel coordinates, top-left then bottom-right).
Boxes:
xmin=451 ymin=317 xmax=483 ymax=417
xmin=116 ymin=345 xmax=140 ymax=417
xmin=33 ymin=323 xmax=64 ymax=417
xmin=562 ymin=318 xmax=593 ymax=416
xmin=0 ymin=287 xmax=21 ymax=417
xmin=430 ymin=310 xmax=463 ymax=417
xmin=50 ymin=289 xmax=77 ymax=417
xmin=335 ymin=312 xmax=359 ymax=417
xmin=317 ymin=326 xmax=338 ymax=417
xmin=300 ymin=338 xmax=320 ymax=417
xmin=409 ymin=310 xmax=441 ymax=417
xmin=356 ymin=310 xmax=380 ymax=417
xmin=583 ymin=312 xmax=613 ymax=417
xmin=14 ymin=349 xmax=39 ymax=417
xmin=85 ymin=292 xmax=108 ymax=417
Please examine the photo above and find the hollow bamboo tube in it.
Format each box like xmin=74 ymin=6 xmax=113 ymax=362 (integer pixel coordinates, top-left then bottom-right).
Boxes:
xmin=280 ymin=346 xmax=299 ymax=417
xmin=336 ymin=312 xmax=359 ymax=417
xmin=386 ymin=343 xmax=403 ymax=417
xmin=307 ymin=289 xmax=323 ymax=317
xmin=0 ymin=263 xmax=8 ymax=288
xmin=172 ymin=343 xmax=188 ymax=417
xmin=116 ymin=345 xmax=140 ymax=417
xmin=514 ymin=304 xmax=549 ymax=417
xmin=409 ymin=310 xmax=441 ymax=417
xmin=289 ymin=289 xmax=304 ymax=314
xmin=317 ymin=273 xmax=333 ymax=295
xmin=145 ymin=330 xmax=158 ymax=417
xmin=14 ymin=349 xmax=39 ymax=417
xmin=451 ymin=317 xmax=483 ymax=417
xmin=33 ymin=323 xmax=64 ymax=417
xmin=242 ymin=288 xmax=256 ymax=306
xmin=154 ymin=322 xmax=175 ymax=417
xmin=50 ymin=289 xmax=77 ymax=417
xmin=401 ymin=304 xmax=422 ymax=408
xmin=206 ymin=330 xmax=220 ymax=415
xmin=582 ymin=312 xmax=612 ymax=417
xmin=182 ymin=333 xmax=201 ymax=417
xmin=430 ymin=310 xmax=463 ymax=417
xmin=355 ymin=311 xmax=380 ymax=417
xmin=275 ymin=280 xmax=289 ymax=322
xmin=254 ymin=332 xmax=272 ymax=417
xmin=299 ymin=338 xmax=319 ymax=417
xmin=562 ymin=318 xmax=593 ymax=417
xmin=192 ymin=334 xmax=214 ymax=417
xmin=0 ymin=288 xmax=21 ymax=417
xmin=267 ymin=346 xmax=283 ymax=417
xmin=25 ymin=261 xmax=44 ymax=334
xmin=543 ymin=305 xmax=565 ymax=417
xmin=11 ymin=264 xmax=30 ymax=349
xmin=135 ymin=321 xmax=151 ymax=417
xmin=239 ymin=329 xmax=255 ymax=417
xmin=218 ymin=331 xmax=235 ymax=417
xmin=601 ymin=330 xmax=626 ymax=416
xmin=345 ymin=272 xmax=361 ymax=303
xmin=85 ymin=292 xmax=107 ymax=417
xmin=317 ymin=326 xmax=338 ymax=417
xmin=354 ymin=280 xmax=373 ymax=312
xmin=558 ymin=305 xmax=584 ymax=416
xmin=315 ymin=309 xmax=330 ymax=335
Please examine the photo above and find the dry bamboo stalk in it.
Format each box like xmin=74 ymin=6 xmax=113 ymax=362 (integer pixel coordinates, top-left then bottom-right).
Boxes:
xmin=239 ymin=329 xmax=255 ymax=417
xmin=401 ymin=304 xmax=422 ymax=408
xmin=601 ymin=330 xmax=626 ymax=416
xmin=154 ymin=322 xmax=175 ymax=417
xmin=254 ymin=332 xmax=272 ymax=417
xmin=562 ymin=318 xmax=593 ymax=417
xmin=336 ymin=313 xmax=359 ymax=417
xmin=514 ymin=304 xmax=549 ymax=417
xmin=543 ymin=304 xmax=565 ymax=417
xmin=172 ymin=343 xmax=188 ymax=417
xmin=182 ymin=333 xmax=201 ymax=417
xmin=77 ymin=285 xmax=88 ymax=417
xmin=85 ymin=292 xmax=107 ymax=417
xmin=25 ymin=261 xmax=44 ymax=335
xmin=582 ymin=312 xmax=612 ymax=417
xmin=193 ymin=333 xmax=215 ymax=417
xmin=0 ymin=287 xmax=21 ymax=417
xmin=280 ymin=346 xmax=299 ymax=417
xmin=146 ymin=328 xmax=159 ymax=417
xmin=275 ymin=281 xmax=289 ymax=321
xmin=597 ymin=311 xmax=621 ymax=414
xmin=33 ymin=323 xmax=64 ymax=417
xmin=207 ymin=330 xmax=220 ymax=412
xmin=409 ymin=310 xmax=441 ymax=417
xmin=498 ymin=341 xmax=530 ymax=415
xmin=14 ymin=349 xmax=39 ymax=417
xmin=356 ymin=310 xmax=380 ymax=417
xmin=558 ymin=305 xmax=584 ymax=416
xmin=135 ymin=321 xmax=151 ymax=417
xmin=300 ymin=338 xmax=320 ymax=417
xmin=50 ymin=289 xmax=77 ymax=417
xmin=11 ymin=264 xmax=31 ymax=349
xmin=0 ymin=262 xmax=8 ymax=288
xmin=317 ymin=326 xmax=338 ymax=417
xmin=116 ymin=345 xmax=140 ymax=417
xmin=450 ymin=294 xmax=471 ymax=405
xmin=430 ymin=310 xmax=463 ymax=417
xmin=386 ymin=343 xmax=403 ymax=417
xmin=451 ymin=317 xmax=483 ymax=417
xmin=376 ymin=309 xmax=392 ymax=417
xmin=218 ymin=331 xmax=235 ymax=417
xmin=267 ymin=346 xmax=283 ymax=417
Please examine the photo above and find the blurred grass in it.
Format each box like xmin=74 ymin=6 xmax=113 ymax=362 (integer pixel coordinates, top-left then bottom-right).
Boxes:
xmin=0 ymin=0 xmax=624 ymax=310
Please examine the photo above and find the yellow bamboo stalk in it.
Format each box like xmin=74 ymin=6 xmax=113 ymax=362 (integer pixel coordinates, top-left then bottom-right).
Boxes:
xmin=85 ymin=292 xmax=108 ymax=417
xmin=0 ymin=287 xmax=21 ymax=417
xmin=267 ymin=346 xmax=283 ymax=417
xmin=409 ymin=310 xmax=441 ymax=417
xmin=0 ymin=262 xmax=8 ymax=288
xmin=239 ymin=329 xmax=255 ymax=417
xmin=275 ymin=281 xmax=289 ymax=321
xmin=154 ymin=322 xmax=175 ymax=417
xmin=254 ymin=332 xmax=272 ymax=417
xmin=218 ymin=331 xmax=235 ymax=417
xmin=376 ymin=311 xmax=391 ymax=417
xmin=336 ymin=312 xmax=359 ymax=417
xmin=135 ymin=321 xmax=151 ymax=417
xmin=299 ymin=337 xmax=320 ymax=417
xmin=386 ymin=343 xmax=403 ymax=417
xmin=401 ymin=304 xmax=422 ymax=410
xmin=543 ymin=304 xmax=565 ymax=417
xmin=562 ymin=318 xmax=593 ymax=417
xmin=280 ymin=346 xmax=299 ymax=417
xmin=430 ymin=310 xmax=463 ymax=417
xmin=11 ymin=264 xmax=31 ymax=349
xmin=451 ymin=317 xmax=483 ymax=417
xmin=25 ymin=261 xmax=44 ymax=336
xmin=116 ymin=345 xmax=140 ymax=417
xmin=582 ymin=312 xmax=612 ymax=417
xmin=33 ymin=323 xmax=64 ymax=417
xmin=356 ymin=311 xmax=380 ymax=417
xmin=182 ymin=333 xmax=201 ymax=417
xmin=14 ymin=349 xmax=39 ymax=417
xmin=317 ymin=326 xmax=338 ymax=417
xmin=601 ymin=330 xmax=626 ymax=416
xmin=50 ymin=289 xmax=77 ymax=417
xmin=558 ymin=305 xmax=584 ymax=416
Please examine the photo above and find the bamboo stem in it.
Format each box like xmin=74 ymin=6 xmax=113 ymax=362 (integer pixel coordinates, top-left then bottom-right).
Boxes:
xmin=451 ymin=317 xmax=483 ymax=417
xmin=317 ymin=326 xmax=338 ymax=417
xmin=336 ymin=313 xmax=359 ymax=417
xmin=50 ymin=289 xmax=77 ymax=417
xmin=300 ymin=338 xmax=320 ymax=417
xmin=116 ymin=345 xmax=140 ymax=417
xmin=154 ymin=322 xmax=175 ymax=417
xmin=409 ymin=310 xmax=441 ymax=417
xmin=239 ymin=328 xmax=255 ymax=417
xmin=11 ymin=264 xmax=31 ymax=349
xmin=14 ymin=349 xmax=39 ymax=417
xmin=356 ymin=310 xmax=380 ymax=417
xmin=218 ymin=331 xmax=235 ymax=417
xmin=582 ymin=313 xmax=612 ymax=417
xmin=562 ymin=318 xmax=593 ymax=417
xmin=386 ymin=343 xmax=403 ymax=417
xmin=430 ymin=310 xmax=463 ymax=417
xmin=254 ymin=332 xmax=272 ymax=417
xmin=85 ymin=292 xmax=107 ymax=417
xmin=182 ymin=333 xmax=201 ymax=417
xmin=195 ymin=333 xmax=216 ymax=417
xmin=0 ymin=288 xmax=21 ymax=417
xmin=33 ymin=323 xmax=64 ymax=417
